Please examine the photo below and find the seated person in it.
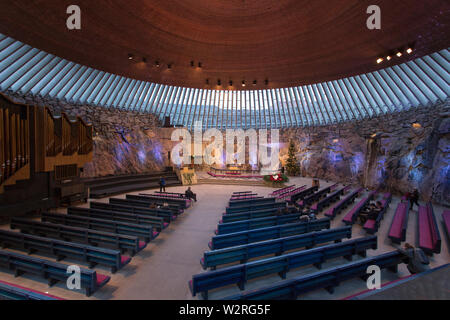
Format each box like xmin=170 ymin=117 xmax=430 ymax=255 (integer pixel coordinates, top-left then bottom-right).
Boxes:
xmin=185 ymin=187 xmax=197 ymax=202
xmin=398 ymin=243 xmax=430 ymax=274
xmin=359 ymin=203 xmax=376 ymax=224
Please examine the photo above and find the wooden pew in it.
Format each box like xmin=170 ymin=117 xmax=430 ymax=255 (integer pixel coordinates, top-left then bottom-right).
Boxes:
xmin=11 ymin=217 xmax=147 ymax=256
xmin=41 ymin=212 xmax=156 ymax=243
xmin=388 ymin=202 xmax=409 ymax=244
xmin=221 ymin=208 xmax=287 ymax=223
xmin=209 ymin=218 xmax=331 ymax=250
xmin=68 ymin=207 xmax=168 ymax=231
xmin=90 ymin=201 xmax=176 ymax=218
xmin=342 ymin=190 xmax=377 ymax=225
xmin=128 ymin=194 xmax=189 ymax=209
xmin=190 ymin=236 xmax=377 ymax=299
xmin=363 ymin=193 xmax=392 ymax=234
xmin=201 ymin=226 xmax=352 ymax=270
xmin=0 ymin=280 xmax=62 ymax=300
xmin=325 ymin=188 xmax=362 ymax=219
xmin=225 ymin=201 xmax=286 ymax=215
xmin=109 ymin=197 xmax=183 ymax=214
xmin=418 ymin=203 xmax=441 ymax=255
xmin=0 ymin=250 xmax=109 ymax=297
xmin=0 ymin=230 xmax=131 ymax=273
xmin=216 ymin=213 xmax=303 ymax=235
xmin=223 ymin=251 xmax=404 ymax=300
xmin=228 ymin=197 xmax=276 ymax=208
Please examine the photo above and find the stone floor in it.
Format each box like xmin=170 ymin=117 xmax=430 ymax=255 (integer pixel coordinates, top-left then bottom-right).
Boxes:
xmin=0 ymin=175 xmax=449 ymax=300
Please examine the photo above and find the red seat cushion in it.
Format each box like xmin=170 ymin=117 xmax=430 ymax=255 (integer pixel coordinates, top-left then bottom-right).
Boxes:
xmin=138 ymin=241 xmax=147 ymax=250
xmin=443 ymin=211 xmax=450 ymax=235
xmin=388 ymin=203 xmax=406 ymax=238
xmin=163 ymin=222 xmax=169 ymax=228
xmin=364 ymin=219 xmax=376 ymax=230
xmin=419 ymin=207 xmax=433 ymax=249
xmin=95 ymin=273 xmax=111 ymax=287
xmin=120 ymin=255 xmax=131 ymax=266
xmin=152 ymin=231 xmax=160 ymax=238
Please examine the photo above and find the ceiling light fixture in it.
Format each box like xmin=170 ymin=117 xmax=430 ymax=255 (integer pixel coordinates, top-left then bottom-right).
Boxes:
xmin=198 ymin=62 xmax=202 ymax=68
xmin=396 ymin=51 xmax=403 ymax=57
xmin=376 ymin=57 xmax=384 ymax=64
xmin=206 ymin=79 xmax=209 ymax=85
xmin=190 ymin=61 xmax=195 ymax=68
xmin=167 ymin=64 xmax=172 ymax=69
xmin=264 ymin=79 xmax=269 ymax=85
xmin=128 ymin=54 xmax=134 ymax=60
xmin=406 ymin=48 xmax=413 ymax=54
xmin=155 ymin=61 xmax=160 ymax=67
xmin=386 ymin=56 xmax=392 ymax=61
xmin=229 ymin=80 xmax=233 ymax=86
xmin=253 ymin=80 xmax=257 ymax=86
xmin=241 ymin=80 xmax=246 ymax=87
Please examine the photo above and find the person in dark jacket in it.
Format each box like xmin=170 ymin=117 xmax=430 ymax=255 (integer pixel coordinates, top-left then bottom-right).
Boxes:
xmin=398 ymin=243 xmax=430 ymax=274
xmin=410 ymin=189 xmax=419 ymax=210
xmin=185 ymin=187 xmax=197 ymax=202
xmin=159 ymin=177 xmax=166 ymax=192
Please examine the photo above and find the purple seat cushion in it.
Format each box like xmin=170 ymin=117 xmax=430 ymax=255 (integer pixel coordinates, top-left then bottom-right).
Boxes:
xmin=364 ymin=219 xmax=376 ymax=230
xmin=419 ymin=207 xmax=433 ymax=249
xmin=388 ymin=203 xmax=406 ymax=238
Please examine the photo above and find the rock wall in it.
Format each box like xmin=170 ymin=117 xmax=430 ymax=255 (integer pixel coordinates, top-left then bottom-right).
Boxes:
xmin=3 ymin=90 xmax=449 ymax=205
xmin=279 ymin=101 xmax=450 ymax=206
xmin=3 ymin=91 xmax=177 ymax=178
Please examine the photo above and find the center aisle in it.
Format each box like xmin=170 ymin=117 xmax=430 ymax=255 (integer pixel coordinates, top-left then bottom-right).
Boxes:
xmin=104 ymin=184 xmax=276 ymax=300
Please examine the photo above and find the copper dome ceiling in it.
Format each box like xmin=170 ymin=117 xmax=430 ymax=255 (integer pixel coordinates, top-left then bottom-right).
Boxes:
xmin=0 ymin=0 xmax=448 ymax=89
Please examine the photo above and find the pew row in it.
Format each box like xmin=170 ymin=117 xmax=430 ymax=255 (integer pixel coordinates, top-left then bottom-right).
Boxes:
xmin=91 ymin=201 xmax=175 ymax=218
xmin=325 ymin=188 xmax=362 ymax=219
xmin=191 ymin=236 xmax=377 ymax=299
xmin=296 ymin=184 xmax=338 ymax=208
xmin=0 ymin=230 xmax=131 ymax=273
xmin=228 ymin=197 xmax=276 ymax=208
xmin=388 ymin=202 xmax=409 ymax=244
xmin=68 ymin=207 xmax=168 ymax=232
xmin=0 ymin=250 xmax=109 ymax=297
xmin=109 ymin=197 xmax=183 ymax=214
xmin=342 ymin=190 xmax=377 ymax=225
xmin=216 ymin=213 xmax=302 ymax=235
xmin=225 ymin=201 xmax=287 ymax=215
xmin=41 ymin=212 xmax=156 ymax=243
xmin=10 ymin=217 xmax=148 ymax=256
xmin=418 ymin=203 xmax=441 ymax=255
xmin=288 ymin=186 xmax=318 ymax=203
xmin=311 ymin=186 xmax=350 ymax=214
xmin=221 ymin=208 xmax=284 ymax=223
xmin=0 ymin=280 xmax=62 ymax=300
xmin=269 ymin=185 xmax=296 ymax=197
xmin=131 ymin=194 xmax=190 ymax=209
xmin=202 ymin=226 xmax=352 ymax=270
xmin=223 ymin=251 xmax=404 ymax=300
xmin=363 ymin=194 xmax=392 ymax=234
xmin=209 ymin=218 xmax=331 ymax=250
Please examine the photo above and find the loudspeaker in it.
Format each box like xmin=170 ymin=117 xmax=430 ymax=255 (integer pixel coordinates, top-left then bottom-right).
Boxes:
xmin=163 ymin=116 xmax=171 ymax=127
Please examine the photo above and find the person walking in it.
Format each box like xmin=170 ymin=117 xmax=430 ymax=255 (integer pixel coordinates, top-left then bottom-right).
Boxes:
xmin=410 ymin=189 xmax=419 ymax=210
xmin=159 ymin=177 xmax=166 ymax=192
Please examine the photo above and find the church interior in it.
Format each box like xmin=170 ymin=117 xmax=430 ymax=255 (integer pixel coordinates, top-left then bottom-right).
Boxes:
xmin=0 ymin=0 xmax=449 ymax=301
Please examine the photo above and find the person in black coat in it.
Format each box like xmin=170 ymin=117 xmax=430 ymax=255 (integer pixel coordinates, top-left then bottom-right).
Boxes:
xmin=410 ymin=189 xmax=419 ymax=210
xmin=185 ymin=187 xmax=197 ymax=202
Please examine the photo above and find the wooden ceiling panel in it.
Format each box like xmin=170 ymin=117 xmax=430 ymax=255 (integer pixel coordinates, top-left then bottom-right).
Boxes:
xmin=0 ymin=0 xmax=448 ymax=89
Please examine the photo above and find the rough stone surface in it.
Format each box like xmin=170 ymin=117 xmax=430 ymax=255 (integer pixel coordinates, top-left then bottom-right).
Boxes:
xmin=3 ymin=90 xmax=449 ymax=205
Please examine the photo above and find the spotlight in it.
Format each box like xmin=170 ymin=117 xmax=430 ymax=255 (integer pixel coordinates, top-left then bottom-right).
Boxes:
xmin=198 ymin=62 xmax=202 ymax=68
xmin=386 ymin=56 xmax=392 ymax=61
xmin=253 ymin=80 xmax=257 ymax=86
xmin=229 ymin=80 xmax=233 ymax=86
xmin=128 ymin=54 xmax=134 ymax=60
xmin=406 ymin=48 xmax=413 ymax=54
xmin=217 ymin=79 xmax=221 ymax=86
xmin=241 ymin=80 xmax=246 ymax=87
xmin=396 ymin=51 xmax=402 ymax=57
xmin=376 ymin=57 xmax=384 ymax=64
xmin=190 ymin=61 xmax=195 ymax=67
xmin=155 ymin=61 xmax=160 ymax=67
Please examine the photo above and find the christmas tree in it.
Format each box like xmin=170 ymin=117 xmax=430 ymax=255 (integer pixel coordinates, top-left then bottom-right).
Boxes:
xmin=285 ymin=140 xmax=300 ymax=176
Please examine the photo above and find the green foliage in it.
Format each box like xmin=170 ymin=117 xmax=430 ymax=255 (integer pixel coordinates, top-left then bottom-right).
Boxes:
xmin=285 ymin=140 xmax=300 ymax=176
